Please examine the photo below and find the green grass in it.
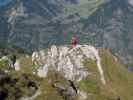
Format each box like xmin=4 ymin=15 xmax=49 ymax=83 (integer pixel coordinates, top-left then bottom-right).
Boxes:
xmin=0 ymin=59 xmax=7 ymax=68
xmin=0 ymin=70 xmax=41 ymax=100
xmin=0 ymin=59 xmax=10 ymax=71
xmin=99 ymin=49 xmax=133 ymax=100
xmin=79 ymin=49 xmax=133 ymax=100
xmin=18 ymin=55 xmax=38 ymax=74
xmin=78 ymin=78 xmax=99 ymax=93
xmin=78 ymin=76 xmax=110 ymax=100
xmin=35 ymin=71 xmax=66 ymax=100
xmin=83 ymin=59 xmax=97 ymax=69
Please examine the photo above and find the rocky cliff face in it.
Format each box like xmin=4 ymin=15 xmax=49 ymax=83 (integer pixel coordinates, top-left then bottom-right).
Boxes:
xmin=32 ymin=45 xmax=106 ymax=85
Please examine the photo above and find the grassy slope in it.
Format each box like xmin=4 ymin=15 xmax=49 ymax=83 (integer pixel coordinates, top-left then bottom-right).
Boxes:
xmin=18 ymin=49 xmax=133 ymax=100
xmin=76 ymin=49 xmax=133 ymax=100
xmin=0 ymin=48 xmax=132 ymax=100
xmin=99 ymin=49 xmax=133 ymax=100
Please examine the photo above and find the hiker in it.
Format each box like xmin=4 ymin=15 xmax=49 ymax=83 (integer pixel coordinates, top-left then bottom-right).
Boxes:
xmin=11 ymin=55 xmax=16 ymax=68
xmin=71 ymin=35 xmax=77 ymax=48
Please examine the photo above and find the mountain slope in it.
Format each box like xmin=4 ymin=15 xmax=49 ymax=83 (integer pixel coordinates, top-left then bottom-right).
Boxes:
xmin=82 ymin=0 xmax=133 ymax=69
xmin=0 ymin=0 xmax=107 ymax=51
xmin=0 ymin=45 xmax=132 ymax=100
xmin=33 ymin=45 xmax=133 ymax=100
xmin=99 ymin=49 xmax=133 ymax=100
xmin=32 ymin=45 xmax=133 ymax=100
xmin=0 ymin=0 xmax=133 ymax=69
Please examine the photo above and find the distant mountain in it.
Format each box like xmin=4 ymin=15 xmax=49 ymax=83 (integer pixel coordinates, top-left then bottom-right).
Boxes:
xmin=0 ymin=0 xmax=107 ymax=50
xmin=0 ymin=0 xmax=133 ymax=69
xmin=85 ymin=0 xmax=133 ymax=69
xmin=0 ymin=0 xmax=12 ymax=6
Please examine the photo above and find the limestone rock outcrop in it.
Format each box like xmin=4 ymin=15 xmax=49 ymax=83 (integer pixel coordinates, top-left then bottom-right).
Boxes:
xmin=32 ymin=45 xmax=106 ymax=85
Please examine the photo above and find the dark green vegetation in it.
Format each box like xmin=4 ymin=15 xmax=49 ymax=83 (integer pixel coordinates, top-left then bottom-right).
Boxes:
xmin=0 ymin=55 xmax=41 ymax=100
xmin=0 ymin=72 xmax=40 ymax=100
xmin=35 ymin=71 xmax=78 ymax=100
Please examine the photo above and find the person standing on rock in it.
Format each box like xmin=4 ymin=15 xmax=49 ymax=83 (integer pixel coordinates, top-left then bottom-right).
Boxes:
xmin=71 ymin=35 xmax=78 ymax=48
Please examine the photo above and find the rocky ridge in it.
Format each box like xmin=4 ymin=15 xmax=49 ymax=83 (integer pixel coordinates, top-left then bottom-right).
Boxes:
xmin=32 ymin=45 xmax=106 ymax=85
xmin=0 ymin=44 xmax=133 ymax=100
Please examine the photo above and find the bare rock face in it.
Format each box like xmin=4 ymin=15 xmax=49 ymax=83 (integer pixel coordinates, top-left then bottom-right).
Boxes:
xmin=32 ymin=45 xmax=106 ymax=85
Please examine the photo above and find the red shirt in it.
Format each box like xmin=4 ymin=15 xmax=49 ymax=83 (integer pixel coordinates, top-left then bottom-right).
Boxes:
xmin=71 ymin=36 xmax=77 ymax=48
